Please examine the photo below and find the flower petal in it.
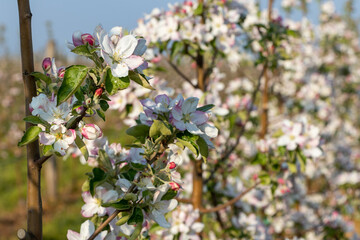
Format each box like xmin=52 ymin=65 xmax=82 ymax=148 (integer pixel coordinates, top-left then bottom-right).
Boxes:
xmin=124 ymin=55 xmax=144 ymax=70
xmin=67 ymin=230 xmax=81 ymax=240
xmin=111 ymin=63 xmax=129 ymax=78
xmin=116 ymin=35 xmax=138 ymax=58
xmin=182 ymin=97 xmax=199 ymax=114
xmin=190 ymin=111 xmax=208 ymax=125
xmin=39 ymin=132 xmax=56 ymax=145
xmin=133 ymin=38 xmax=147 ymax=56
xmin=80 ymin=220 xmax=95 ymax=239
xmin=185 ymin=122 xmax=203 ymax=135
xmin=151 ymin=209 xmax=171 ymax=228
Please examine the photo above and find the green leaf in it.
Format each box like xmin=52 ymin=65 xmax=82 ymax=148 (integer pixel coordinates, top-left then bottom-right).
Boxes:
xmin=194 ymin=3 xmax=203 ymax=15
xmin=176 ymin=138 xmax=198 ymax=156
xmin=42 ymin=145 xmax=54 ymax=156
xmin=127 ymin=207 xmax=144 ymax=225
xmin=149 ymin=120 xmax=172 ymax=139
xmin=57 ymin=65 xmax=88 ymax=105
xmin=98 ymin=149 xmax=112 ymax=170
xmin=89 ymin=168 xmax=106 ymax=196
xmin=259 ymin=173 xmax=271 ymax=185
xmin=161 ymin=189 xmax=178 ymax=200
xmin=129 ymin=223 xmax=142 ymax=240
xmin=251 ymin=153 xmax=267 ymax=165
xmin=18 ymin=126 xmax=42 ymax=147
xmin=23 ymin=115 xmax=50 ymax=128
xmin=196 ymin=104 xmax=215 ymax=112
xmin=75 ymin=136 xmax=89 ymax=161
xmin=128 ymin=71 xmax=155 ymax=90
xmin=31 ymin=72 xmax=52 ymax=85
xmin=288 ymin=162 xmax=297 ymax=173
xmin=196 ymin=136 xmax=209 ymax=160
xmin=116 ymin=212 xmax=132 ymax=226
xmin=99 ymin=100 xmax=109 ymax=112
xmin=71 ymin=44 xmax=92 ymax=57
xmin=176 ymin=131 xmax=199 ymax=156
xmin=105 ymin=69 xmax=130 ymax=95
xmin=97 ymin=109 xmax=105 ymax=121
xmin=102 ymin=199 xmax=130 ymax=210
xmin=170 ymin=41 xmax=183 ymax=61
xmin=126 ymin=124 xmax=150 ymax=143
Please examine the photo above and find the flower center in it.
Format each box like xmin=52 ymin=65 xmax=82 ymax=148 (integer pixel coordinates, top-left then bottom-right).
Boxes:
xmin=55 ymin=132 xmax=63 ymax=140
xmin=112 ymin=52 xmax=124 ymax=64
xmin=182 ymin=113 xmax=191 ymax=123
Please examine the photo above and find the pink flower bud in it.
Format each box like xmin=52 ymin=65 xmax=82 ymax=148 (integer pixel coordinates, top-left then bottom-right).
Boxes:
xmin=169 ymin=182 xmax=180 ymax=191
xmin=42 ymin=57 xmax=52 ymax=72
xmin=277 ymin=178 xmax=285 ymax=185
xmin=72 ymin=31 xmax=83 ymax=47
xmin=81 ymin=33 xmax=96 ymax=46
xmin=81 ymin=124 xmax=103 ymax=140
xmin=168 ymin=162 xmax=176 ymax=169
xmin=57 ymin=67 xmax=65 ymax=78
xmin=184 ymin=1 xmax=193 ymax=6
xmin=94 ymin=88 xmax=103 ymax=98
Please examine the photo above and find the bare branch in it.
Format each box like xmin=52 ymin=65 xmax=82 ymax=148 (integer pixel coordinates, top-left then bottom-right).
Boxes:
xmin=88 ymin=209 xmax=129 ymax=240
xmin=176 ymin=198 xmax=192 ymax=203
xmin=166 ymin=59 xmax=196 ymax=88
xmin=199 ymin=182 xmax=259 ymax=213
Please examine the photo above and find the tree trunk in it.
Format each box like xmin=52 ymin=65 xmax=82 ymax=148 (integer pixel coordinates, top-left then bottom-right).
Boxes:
xmin=17 ymin=0 xmax=42 ymax=239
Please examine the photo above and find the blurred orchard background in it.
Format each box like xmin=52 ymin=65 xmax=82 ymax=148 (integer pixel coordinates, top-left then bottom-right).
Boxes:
xmin=1 ymin=0 xmax=360 ymax=239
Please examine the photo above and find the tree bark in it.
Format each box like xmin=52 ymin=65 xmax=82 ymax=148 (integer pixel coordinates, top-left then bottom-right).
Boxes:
xmin=17 ymin=0 xmax=42 ymax=239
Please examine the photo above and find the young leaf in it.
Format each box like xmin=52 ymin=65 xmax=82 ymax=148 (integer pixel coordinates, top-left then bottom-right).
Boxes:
xmin=149 ymin=120 xmax=172 ymax=139
xmin=126 ymin=124 xmax=150 ymax=142
xmin=89 ymin=168 xmax=106 ymax=196
xmin=105 ymin=68 xmax=130 ymax=95
xmin=23 ymin=115 xmax=50 ymax=128
xmin=194 ymin=3 xmax=203 ymax=15
xmin=57 ymin=65 xmax=88 ymax=105
xmin=176 ymin=138 xmax=198 ymax=156
xmin=31 ymin=72 xmax=52 ymax=85
xmin=161 ymin=189 xmax=178 ymax=201
xmin=71 ymin=44 xmax=92 ymax=57
xmin=127 ymin=207 xmax=144 ymax=225
xmin=42 ymin=145 xmax=54 ymax=156
xmin=102 ymin=199 xmax=130 ymax=210
xmin=18 ymin=126 xmax=42 ymax=147
xmin=99 ymin=100 xmax=109 ymax=112
xmin=128 ymin=71 xmax=155 ymax=90
xmin=96 ymin=109 xmax=106 ymax=121
xmin=128 ymin=223 xmax=142 ymax=240
xmin=196 ymin=136 xmax=209 ymax=159
xmin=196 ymin=104 xmax=215 ymax=112
xmin=75 ymin=136 xmax=89 ymax=161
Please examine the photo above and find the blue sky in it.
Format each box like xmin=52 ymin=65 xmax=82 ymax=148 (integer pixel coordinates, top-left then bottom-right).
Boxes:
xmin=0 ymin=0 xmax=359 ymax=56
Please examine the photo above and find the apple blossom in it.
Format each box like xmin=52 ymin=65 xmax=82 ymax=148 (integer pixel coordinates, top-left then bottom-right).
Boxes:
xmin=97 ymin=26 xmax=145 ymax=78
xmin=67 ymin=220 xmax=107 ymax=240
xmin=39 ymin=124 xmax=76 ymax=156
xmin=81 ymin=124 xmax=103 ymax=140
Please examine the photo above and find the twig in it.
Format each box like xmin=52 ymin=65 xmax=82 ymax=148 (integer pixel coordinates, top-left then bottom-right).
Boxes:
xmin=199 ymin=182 xmax=259 ymax=213
xmin=175 ymin=198 xmax=192 ymax=203
xmin=36 ymin=155 xmax=51 ymax=167
xmin=88 ymin=209 xmax=129 ymax=240
xmin=166 ymin=59 xmax=196 ymax=88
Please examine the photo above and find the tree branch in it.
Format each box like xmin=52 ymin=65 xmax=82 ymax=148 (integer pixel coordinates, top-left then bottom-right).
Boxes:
xmin=88 ymin=209 xmax=129 ymax=240
xmin=175 ymin=198 xmax=192 ymax=203
xmin=166 ymin=59 xmax=196 ymax=88
xmin=199 ymin=182 xmax=259 ymax=213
